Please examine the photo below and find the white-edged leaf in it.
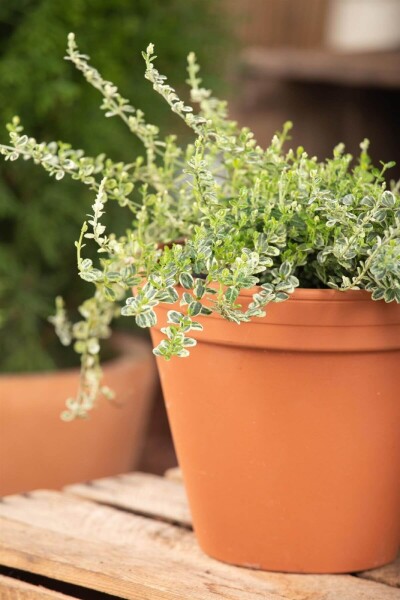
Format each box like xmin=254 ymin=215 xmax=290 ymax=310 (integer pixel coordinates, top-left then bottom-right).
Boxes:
xmin=135 ymin=310 xmax=157 ymax=328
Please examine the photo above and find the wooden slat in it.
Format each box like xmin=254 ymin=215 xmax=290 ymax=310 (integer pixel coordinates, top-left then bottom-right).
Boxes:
xmin=358 ymin=556 xmax=400 ymax=588
xmin=242 ymin=47 xmax=400 ymax=89
xmin=65 ymin=472 xmax=191 ymax=527
xmin=225 ymin=0 xmax=328 ymax=49
xmin=0 ymin=574 xmax=75 ymax=599
xmin=0 ymin=490 xmax=195 ymax=556
xmin=250 ymin=570 xmax=400 ymax=599
xmin=66 ymin=473 xmax=400 ymax=592
xmin=0 ymin=512 xmax=288 ymax=600
xmin=0 ymin=492 xmax=287 ymax=598
xmin=1 ymin=491 xmax=398 ymax=600
xmin=0 ymin=490 xmax=194 ymax=554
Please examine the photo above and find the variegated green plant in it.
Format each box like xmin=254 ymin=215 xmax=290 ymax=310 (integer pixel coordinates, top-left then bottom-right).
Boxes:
xmin=1 ymin=34 xmax=399 ymax=419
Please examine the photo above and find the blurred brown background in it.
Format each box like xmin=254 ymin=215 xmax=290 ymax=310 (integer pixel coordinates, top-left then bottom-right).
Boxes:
xmin=229 ymin=0 xmax=400 ymax=176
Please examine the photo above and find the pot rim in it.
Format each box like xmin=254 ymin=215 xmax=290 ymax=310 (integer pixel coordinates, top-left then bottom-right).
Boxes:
xmin=239 ymin=287 xmax=372 ymax=302
xmin=152 ymin=285 xmax=400 ymax=352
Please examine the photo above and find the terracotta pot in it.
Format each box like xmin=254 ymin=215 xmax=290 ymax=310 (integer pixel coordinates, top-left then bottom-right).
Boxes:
xmin=0 ymin=334 xmax=156 ymax=496
xmin=151 ymin=288 xmax=400 ymax=573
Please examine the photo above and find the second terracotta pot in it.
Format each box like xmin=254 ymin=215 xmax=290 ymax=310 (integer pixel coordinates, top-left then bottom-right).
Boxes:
xmin=0 ymin=334 xmax=156 ymax=496
xmin=151 ymin=288 xmax=400 ymax=573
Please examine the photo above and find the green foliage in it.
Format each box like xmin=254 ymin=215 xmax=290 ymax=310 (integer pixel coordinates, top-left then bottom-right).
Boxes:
xmin=0 ymin=0 xmax=229 ymax=372
xmin=1 ymin=35 xmax=399 ymax=419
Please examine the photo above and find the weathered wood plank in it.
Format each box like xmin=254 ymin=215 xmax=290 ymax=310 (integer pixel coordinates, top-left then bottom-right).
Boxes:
xmin=0 ymin=490 xmax=194 ymax=555
xmin=251 ymin=571 xmax=400 ymax=600
xmin=0 ymin=491 xmax=397 ymax=600
xmin=0 ymin=514 xmax=287 ymax=600
xmin=0 ymin=574 xmax=74 ymax=599
xmin=358 ymin=556 xmax=400 ymax=588
xmin=242 ymin=48 xmax=400 ymax=89
xmin=65 ymin=472 xmax=191 ymax=527
xmin=66 ymin=472 xmax=400 ymax=592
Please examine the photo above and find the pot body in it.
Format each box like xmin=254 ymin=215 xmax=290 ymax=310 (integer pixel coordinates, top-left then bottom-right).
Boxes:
xmin=151 ymin=289 xmax=400 ymax=573
xmin=0 ymin=334 xmax=156 ymax=495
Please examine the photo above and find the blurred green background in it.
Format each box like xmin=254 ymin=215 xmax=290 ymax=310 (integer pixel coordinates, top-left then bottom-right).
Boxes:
xmin=0 ymin=0 xmax=231 ymax=372
xmin=1 ymin=0 xmax=399 ymax=377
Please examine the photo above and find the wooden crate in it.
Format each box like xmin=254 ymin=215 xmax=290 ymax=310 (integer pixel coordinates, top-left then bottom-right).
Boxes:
xmin=225 ymin=0 xmax=329 ymax=49
xmin=0 ymin=469 xmax=399 ymax=599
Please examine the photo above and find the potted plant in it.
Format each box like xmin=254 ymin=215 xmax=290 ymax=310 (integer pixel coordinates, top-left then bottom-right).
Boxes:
xmin=0 ymin=330 xmax=156 ymax=496
xmin=0 ymin=1 xmax=228 ymax=496
xmin=1 ymin=34 xmax=399 ymax=573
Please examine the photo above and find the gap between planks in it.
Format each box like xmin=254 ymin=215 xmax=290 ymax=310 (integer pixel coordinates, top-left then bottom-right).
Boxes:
xmin=0 ymin=574 xmax=75 ymax=600
xmin=0 ymin=474 xmax=400 ymax=600
xmin=67 ymin=470 xmax=400 ymax=590
xmin=65 ymin=472 xmax=191 ymax=528
xmin=0 ymin=506 xmax=313 ymax=600
xmin=0 ymin=474 xmax=397 ymax=599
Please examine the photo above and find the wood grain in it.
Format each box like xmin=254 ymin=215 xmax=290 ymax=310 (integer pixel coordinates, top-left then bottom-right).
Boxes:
xmin=0 ymin=574 xmax=74 ymax=599
xmin=0 ymin=513 xmax=290 ymax=600
xmin=66 ymin=472 xmax=191 ymax=527
xmin=66 ymin=472 xmax=400 ymax=590
xmin=0 ymin=490 xmax=195 ymax=555
xmin=226 ymin=0 xmax=328 ymax=49
xmin=0 ymin=490 xmax=397 ymax=600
